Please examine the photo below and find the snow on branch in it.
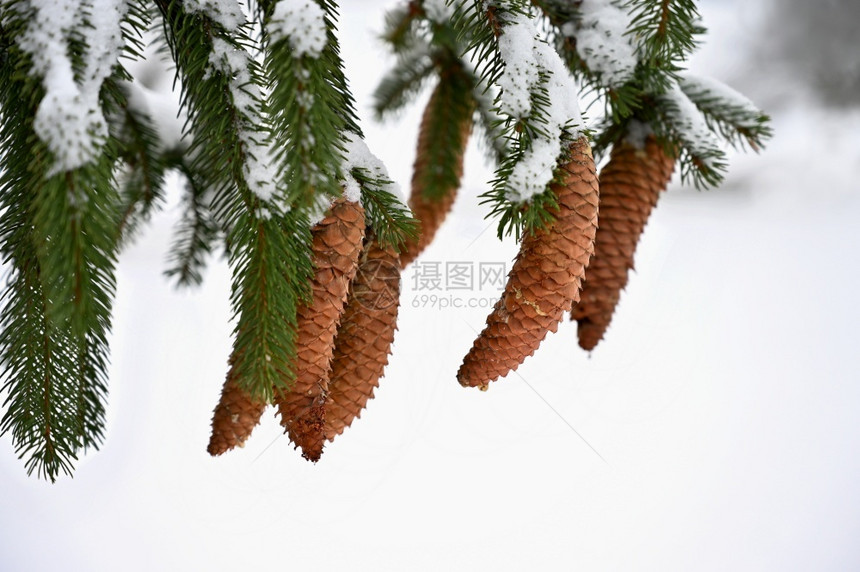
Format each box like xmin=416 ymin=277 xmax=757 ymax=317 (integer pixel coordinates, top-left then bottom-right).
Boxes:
xmin=340 ymin=133 xmax=416 ymax=249
xmin=207 ymin=38 xmax=279 ymax=203
xmin=679 ymin=73 xmax=760 ymax=116
xmin=341 ymin=133 xmax=404 ymax=204
xmin=566 ymin=0 xmax=638 ymax=88
xmin=184 ymin=0 xmax=246 ymax=31
xmin=270 ymin=0 xmax=328 ymax=58
xmin=659 ymin=81 xmax=727 ymax=186
xmin=678 ymin=72 xmax=772 ymax=149
xmin=123 ymin=80 xmax=187 ymax=153
xmin=661 ymin=83 xmax=720 ymax=163
xmin=18 ymin=0 xmax=127 ymax=173
xmin=497 ymin=12 xmax=541 ymax=119
xmin=495 ymin=9 xmax=582 ymax=203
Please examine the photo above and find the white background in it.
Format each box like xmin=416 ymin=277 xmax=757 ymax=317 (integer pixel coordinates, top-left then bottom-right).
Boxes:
xmin=2 ymin=1 xmax=859 ymax=570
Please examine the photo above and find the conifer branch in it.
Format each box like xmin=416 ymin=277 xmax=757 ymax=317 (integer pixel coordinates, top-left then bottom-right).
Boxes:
xmin=155 ymin=0 xmax=313 ymax=401
xmin=373 ymin=45 xmax=436 ymax=120
xmin=108 ymin=81 xmax=169 ymax=246
xmin=264 ymin=0 xmax=359 ymax=208
xmin=678 ymin=72 xmax=773 ymax=151
xmin=452 ymin=1 xmax=585 ymax=239
xmin=628 ymin=0 xmax=703 ymax=69
xmin=0 ymin=13 xmax=121 ymax=480
xmin=349 ymin=167 xmax=418 ymax=251
xmin=164 ymin=157 xmax=221 ymax=287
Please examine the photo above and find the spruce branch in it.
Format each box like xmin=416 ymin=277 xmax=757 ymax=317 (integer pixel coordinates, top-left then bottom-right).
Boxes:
xmin=439 ymin=2 xmax=584 ymax=239
xmin=627 ymin=0 xmax=703 ymax=68
xmin=0 ymin=17 xmax=120 ymax=480
xmin=349 ymin=167 xmax=418 ymax=252
xmin=164 ymin=157 xmax=220 ymax=287
xmin=0 ymin=111 xmax=82 ymax=482
xmin=264 ymin=0 xmax=359 ymax=208
xmin=372 ymin=44 xmax=436 ymax=120
xmin=678 ymin=72 xmax=772 ymax=151
xmin=555 ymin=0 xmax=769 ymax=189
xmin=155 ymin=0 xmax=313 ymax=401
xmin=654 ymin=83 xmax=726 ymax=188
xmin=108 ymin=80 xmax=169 ymax=246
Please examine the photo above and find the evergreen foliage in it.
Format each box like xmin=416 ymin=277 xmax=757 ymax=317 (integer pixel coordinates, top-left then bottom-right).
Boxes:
xmin=537 ymin=0 xmax=770 ymax=188
xmin=0 ymin=0 xmax=768 ymax=480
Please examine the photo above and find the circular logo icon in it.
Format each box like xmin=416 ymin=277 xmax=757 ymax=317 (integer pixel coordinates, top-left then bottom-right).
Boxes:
xmin=352 ymin=257 xmax=401 ymax=311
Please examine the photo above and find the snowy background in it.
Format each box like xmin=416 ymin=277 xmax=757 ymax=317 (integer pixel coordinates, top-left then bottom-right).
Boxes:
xmin=2 ymin=0 xmax=859 ymax=570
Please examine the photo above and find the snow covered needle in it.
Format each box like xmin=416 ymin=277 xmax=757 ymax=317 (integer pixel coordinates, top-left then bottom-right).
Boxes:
xmin=454 ymin=1 xmax=585 ymax=237
xmin=566 ymin=0 xmax=637 ymax=89
xmin=17 ymin=0 xmax=126 ymax=173
xmin=0 ymin=0 xmax=142 ymax=481
xmin=206 ymin=37 xmax=280 ymax=203
xmin=498 ymin=12 xmax=583 ymax=204
xmin=270 ymin=0 xmax=327 ymax=58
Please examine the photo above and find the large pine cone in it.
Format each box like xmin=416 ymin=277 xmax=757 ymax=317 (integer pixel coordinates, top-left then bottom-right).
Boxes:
xmin=324 ymin=236 xmax=401 ymax=441
xmin=572 ymin=136 xmax=675 ymax=350
xmin=400 ymin=80 xmax=473 ymax=267
xmin=458 ymin=137 xmax=599 ymax=388
xmin=274 ymin=198 xmax=365 ymax=461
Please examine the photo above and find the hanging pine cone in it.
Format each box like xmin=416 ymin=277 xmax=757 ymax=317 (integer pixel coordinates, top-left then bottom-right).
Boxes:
xmin=274 ymin=198 xmax=365 ymax=462
xmin=571 ymin=136 xmax=675 ymax=350
xmin=207 ymin=356 xmax=267 ymax=456
xmin=400 ymin=78 xmax=474 ymax=267
xmin=458 ymin=136 xmax=599 ymax=389
xmin=324 ymin=234 xmax=401 ymax=441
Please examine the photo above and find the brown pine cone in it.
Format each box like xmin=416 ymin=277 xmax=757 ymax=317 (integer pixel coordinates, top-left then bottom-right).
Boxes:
xmin=207 ymin=358 xmax=267 ymax=456
xmin=400 ymin=81 xmax=473 ymax=268
xmin=571 ymin=136 xmax=675 ymax=350
xmin=274 ymin=198 xmax=365 ymax=461
xmin=324 ymin=235 xmax=401 ymax=441
xmin=458 ymin=136 xmax=599 ymax=388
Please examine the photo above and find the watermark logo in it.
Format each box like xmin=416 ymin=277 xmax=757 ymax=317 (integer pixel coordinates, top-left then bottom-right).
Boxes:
xmin=406 ymin=260 xmax=507 ymax=310
xmin=352 ymin=257 xmax=401 ymax=311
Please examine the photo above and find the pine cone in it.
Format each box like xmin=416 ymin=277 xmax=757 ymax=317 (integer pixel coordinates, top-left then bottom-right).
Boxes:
xmin=207 ymin=357 xmax=267 ymax=456
xmin=324 ymin=235 xmax=401 ymax=441
xmin=274 ymin=198 xmax=365 ymax=461
xmin=571 ymin=136 xmax=675 ymax=350
xmin=458 ymin=136 xmax=599 ymax=388
xmin=400 ymin=81 xmax=473 ymax=267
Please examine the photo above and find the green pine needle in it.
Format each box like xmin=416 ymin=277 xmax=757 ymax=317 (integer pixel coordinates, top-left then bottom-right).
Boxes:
xmin=0 ymin=24 xmax=119 ymax=481
xmin=164 ymin=157 xmax=221 ymax=288
xmin=155 ymin=0 xmax=312 ymax=400
xmin=351 ymin=168 xmax=419 ymax=252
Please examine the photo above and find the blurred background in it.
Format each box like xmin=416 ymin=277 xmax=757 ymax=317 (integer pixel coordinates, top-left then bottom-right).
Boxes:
xmin=2 ymin=0 xmax=858 ymax=570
